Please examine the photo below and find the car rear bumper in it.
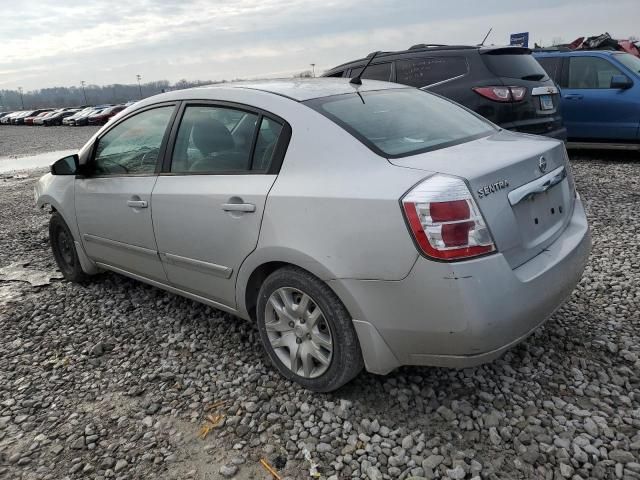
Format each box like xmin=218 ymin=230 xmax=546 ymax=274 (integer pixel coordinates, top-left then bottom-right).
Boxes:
xmin=330 ymin=196 xmax=590 ymax=374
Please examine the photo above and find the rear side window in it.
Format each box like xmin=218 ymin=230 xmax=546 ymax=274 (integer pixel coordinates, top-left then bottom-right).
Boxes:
xmin=349 ymin=63 xmax=393 ymax=81
xmin=536 ymin=57 xmax=562 ymax=82
xmin=325 ymin=70 xmax=345 ymax=78
xmin=171 ymin=106 xmax=258 ymax=173
xmin=306 ymin=89 xmax=494 ymax=157
xmin=253 ymin=117 xmax=284 ymax=171
xmin=482 ymin=53 xmax=549 ymax=81
xmin=396 ymin=57 xmax=468 ymax=87
xmin=170 ymin=106 xmax=285 ymax=173
xmin=568 ymin=57 xmax=623 ymax=88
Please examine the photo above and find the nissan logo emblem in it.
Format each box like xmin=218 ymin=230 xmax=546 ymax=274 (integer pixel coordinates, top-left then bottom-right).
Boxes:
xmin=538 ymin=156 xmax=547 ymax=173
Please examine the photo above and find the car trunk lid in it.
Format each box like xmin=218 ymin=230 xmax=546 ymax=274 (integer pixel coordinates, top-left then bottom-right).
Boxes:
xmin=389 ymin=131 xmax=575 ymax=268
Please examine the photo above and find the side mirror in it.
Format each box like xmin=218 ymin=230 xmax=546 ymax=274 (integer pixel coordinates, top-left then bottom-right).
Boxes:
xmin=50 ymin=154 xmax=79 ymax=175
xmin=610 ymin=75 xmax=633 ymax=90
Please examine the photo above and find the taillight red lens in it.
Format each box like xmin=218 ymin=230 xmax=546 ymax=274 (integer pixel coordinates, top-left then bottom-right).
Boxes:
xmin=430 ymin=200 xmax=470 ymax=222
xmin=473 ymin=86 xmax=527 ymax=102
xmin=442 ymin=221 xmax=475 ymax=247
xmin=401 ymin=175 xmax=496 ymax=261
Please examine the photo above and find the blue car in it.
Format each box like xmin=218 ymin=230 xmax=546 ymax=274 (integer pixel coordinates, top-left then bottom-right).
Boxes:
xmin=534 ymin=50 xmax=640 ymax=146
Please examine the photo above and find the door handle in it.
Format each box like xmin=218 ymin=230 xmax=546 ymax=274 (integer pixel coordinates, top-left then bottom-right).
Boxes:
xmin=564 ymin=94 xmax=583 ymax=100
xmin=221 ymin=202 xmax=256 ymax=213
xmin=127 ymin=200 xmax=148 ymax=208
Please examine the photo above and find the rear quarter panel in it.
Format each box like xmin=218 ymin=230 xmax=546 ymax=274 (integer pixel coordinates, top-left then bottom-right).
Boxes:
xmin=235 ymin=98 xmax=429 ymax=317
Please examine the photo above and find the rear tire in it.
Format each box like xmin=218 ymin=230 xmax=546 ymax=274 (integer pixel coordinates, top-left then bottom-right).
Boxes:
xmin=256 ymin=266 xmax=364 ymax=392
xmin=49 ymin=212 xmax=89 ymax=283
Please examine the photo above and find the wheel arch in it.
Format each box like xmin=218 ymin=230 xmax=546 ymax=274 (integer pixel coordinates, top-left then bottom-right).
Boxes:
xmin=237 ymin=247 xmax=339 ymax=322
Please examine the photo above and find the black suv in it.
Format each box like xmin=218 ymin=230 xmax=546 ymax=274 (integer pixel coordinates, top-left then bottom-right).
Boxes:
xmin=323 ymin=44 xmax=566 ymax=139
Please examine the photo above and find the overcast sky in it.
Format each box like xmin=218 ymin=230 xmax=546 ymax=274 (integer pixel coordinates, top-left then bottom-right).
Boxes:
xmin=1 ymin=0 xmax=637 ymax=91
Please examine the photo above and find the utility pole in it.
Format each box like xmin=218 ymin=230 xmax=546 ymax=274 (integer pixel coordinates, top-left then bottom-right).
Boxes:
xmin=18 ymin=87 xmax=24 ymax=109
xmin=136 ymin=74 xmax=142 ymax=99
xmin=310 ymin=63 xmax=316 ymax=77
xmin=80 ymin=81 xmax=88 ymax=104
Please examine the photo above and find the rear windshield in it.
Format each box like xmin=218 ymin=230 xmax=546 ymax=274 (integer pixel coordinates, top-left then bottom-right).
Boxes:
xmin=306 ymin=88 xmax=495 ymax=157
xmin=482 ymin=52 xmax=549 ymax=81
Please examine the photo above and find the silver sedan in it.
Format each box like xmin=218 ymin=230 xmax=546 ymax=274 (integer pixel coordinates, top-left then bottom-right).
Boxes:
xmin=35 ymin=79 xmax=590 ymax=391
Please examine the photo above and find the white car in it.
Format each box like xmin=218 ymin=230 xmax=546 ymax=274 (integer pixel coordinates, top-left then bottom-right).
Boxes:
xmin=35 ymin=78 xmax=590 ymax=391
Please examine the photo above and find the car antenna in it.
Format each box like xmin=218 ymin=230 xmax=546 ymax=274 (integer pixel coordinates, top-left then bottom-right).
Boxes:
xmin=479 ymin=28 xmax=493 ymax=46
xmin=350 ymin=51 xmax=381 ymax=85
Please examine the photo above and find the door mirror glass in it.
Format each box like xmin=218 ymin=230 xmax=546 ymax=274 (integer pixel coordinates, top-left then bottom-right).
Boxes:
xmin=610 ymin=74 xmax=633 ymax=89
xmin=50 ymin=154 xmax=79 ymax=175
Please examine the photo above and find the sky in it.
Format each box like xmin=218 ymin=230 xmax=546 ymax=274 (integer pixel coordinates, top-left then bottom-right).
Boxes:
xmin=0 ymin=0 xmax=637 ymax=91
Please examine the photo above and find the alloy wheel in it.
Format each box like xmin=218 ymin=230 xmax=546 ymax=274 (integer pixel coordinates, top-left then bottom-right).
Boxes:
xmin=264 ymin=287 xmax=333 ymax=378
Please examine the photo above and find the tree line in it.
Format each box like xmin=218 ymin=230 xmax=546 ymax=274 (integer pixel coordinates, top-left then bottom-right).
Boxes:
xmin=0 ymin=78 xmax=227 ymax=110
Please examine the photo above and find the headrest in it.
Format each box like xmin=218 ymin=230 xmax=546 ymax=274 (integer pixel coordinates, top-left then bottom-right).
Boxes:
xmin=191 ymin=116 xmax=235 ymax=155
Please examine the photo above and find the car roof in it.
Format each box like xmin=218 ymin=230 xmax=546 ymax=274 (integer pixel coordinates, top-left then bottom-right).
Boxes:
xmin=325 ymin=45 xmax=529 ymax=72
xmin=151 ymin=78 xmax=411 ymax=103
xmin=534 ymin=49 xmax=620 ymax=57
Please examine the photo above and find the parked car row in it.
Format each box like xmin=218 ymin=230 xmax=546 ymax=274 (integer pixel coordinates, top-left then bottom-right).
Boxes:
xmin=0 ymin=102 xmax=134 ymax=127
xmin=324 ymin=43 xmax=640 ymax=147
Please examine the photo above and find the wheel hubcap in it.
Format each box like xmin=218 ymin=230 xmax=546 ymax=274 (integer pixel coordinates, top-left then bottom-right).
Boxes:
xmin=264 ymin=287 xmax=333 ymax=378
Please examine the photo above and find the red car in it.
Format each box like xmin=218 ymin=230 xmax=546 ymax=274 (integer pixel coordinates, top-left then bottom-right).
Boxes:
xmin=23 ymin=110 xmax=53 ymax=125
xmin=87 ymin=105 xmax=125 ymax=125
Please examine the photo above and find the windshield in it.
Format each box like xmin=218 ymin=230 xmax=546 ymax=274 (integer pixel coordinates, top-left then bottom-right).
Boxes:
xmin=306 ymin=88 xmax=495 ymax=157
xmin=615 ymin=53 xmax=640 ymax=74
xmin=482 ymin=52 xmax=549 ymax=81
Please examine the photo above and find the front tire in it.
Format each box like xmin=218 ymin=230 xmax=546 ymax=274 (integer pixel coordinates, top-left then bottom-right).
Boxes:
xmin=49 ymin=213 xmax=89 ymax=283
xmin=256 ymin=266 xmax=363 ymax=392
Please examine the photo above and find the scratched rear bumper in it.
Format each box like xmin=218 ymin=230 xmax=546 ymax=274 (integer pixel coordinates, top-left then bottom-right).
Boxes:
xmin=330 ymin=197 xmax=590 ymax=373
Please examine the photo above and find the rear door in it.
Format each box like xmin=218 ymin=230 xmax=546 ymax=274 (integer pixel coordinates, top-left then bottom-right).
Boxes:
xmin=395 ymin=55 xmax=469 ymax=89
xmin=151 ymin=102 xmax=290 ymax=308
xmin=560 ymin=55 xmax=638 ymax=140
xmin=75 ymin=104 xmax=177 ymax=281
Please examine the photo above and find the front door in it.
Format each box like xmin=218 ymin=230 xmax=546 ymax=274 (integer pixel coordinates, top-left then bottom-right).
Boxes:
xmin=151 ymin=103 xmax=287 ymax=307
xmin=561 ymin=56 xmax=638 ymax=140
xmin=75 ymin=105 xmax=176 ymax=281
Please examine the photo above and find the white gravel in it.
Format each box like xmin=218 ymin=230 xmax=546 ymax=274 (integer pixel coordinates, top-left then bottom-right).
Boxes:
xmin=0 ymin=135 xmax=638 ymax=479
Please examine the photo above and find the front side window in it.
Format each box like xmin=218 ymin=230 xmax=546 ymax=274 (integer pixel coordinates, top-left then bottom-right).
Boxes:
xmin=568 ymin=57 xmax=623 ymax=89
xmin=614 ymin=53 xmax=640 ymax=75
xmin=170 ymin=106 xmax=259 ymax=173
xmin=396 ymin=57 xmax=468 ymax=87
xmin=349 ymin=63 xmax=393 ymax=82
xmin=93 ymin=106 xmax=174 ymax=175
xmin=307 ymin=88 xmax=494 ymax=157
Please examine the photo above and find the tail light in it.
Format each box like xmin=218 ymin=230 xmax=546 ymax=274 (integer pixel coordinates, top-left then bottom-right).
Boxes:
xmin=401 ymin=174 xmax=496 ymax=261
xmin=473 ymin=86 xmax=527 ymax=102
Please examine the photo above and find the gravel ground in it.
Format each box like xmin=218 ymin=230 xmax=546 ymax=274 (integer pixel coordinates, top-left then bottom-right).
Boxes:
xmin=0 ymin=126 xmax=100 ymax=158
xmin=0 ymin=138 xmax=639 ymax=480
